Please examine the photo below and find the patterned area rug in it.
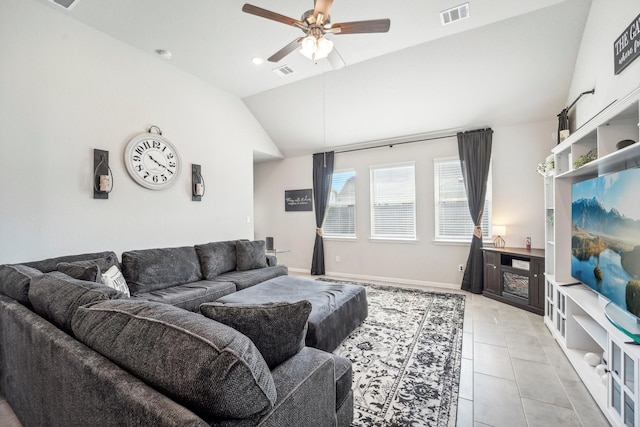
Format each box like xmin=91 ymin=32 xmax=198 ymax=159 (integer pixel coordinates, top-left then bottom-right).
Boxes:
xmin=321 ymin=279 xmax=466 ymax=427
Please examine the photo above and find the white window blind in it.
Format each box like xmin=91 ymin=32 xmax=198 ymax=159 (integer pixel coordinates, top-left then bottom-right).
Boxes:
xmin=370 ymin=163 xmax=416 ymax=239
xmin=434 ymin=157 xmax=492 ymax=242
xmin=324 ymin=170 xmax=356 ymax=237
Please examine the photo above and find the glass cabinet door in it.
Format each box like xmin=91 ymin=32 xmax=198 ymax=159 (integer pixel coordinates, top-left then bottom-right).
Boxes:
xmin=610 ymin=340 xmax=637 ymax=426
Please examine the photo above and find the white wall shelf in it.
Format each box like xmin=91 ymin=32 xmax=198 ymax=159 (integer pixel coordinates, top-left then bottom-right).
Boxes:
xmin=544 ymin=86 xmax=640 ymax=427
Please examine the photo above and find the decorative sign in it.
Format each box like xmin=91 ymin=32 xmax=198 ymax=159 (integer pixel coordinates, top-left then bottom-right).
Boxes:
xmin=614 ymin=12 xmax=640 ymax=75
xmin=285 ymin=189 xmax=313 ymax=211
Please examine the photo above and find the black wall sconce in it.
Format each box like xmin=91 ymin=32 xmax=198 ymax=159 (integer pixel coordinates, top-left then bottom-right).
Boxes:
xmin=192 ymin=164 xmax=205 ymax=201
xmin=93 ymin=149 xmax=113 ymax=199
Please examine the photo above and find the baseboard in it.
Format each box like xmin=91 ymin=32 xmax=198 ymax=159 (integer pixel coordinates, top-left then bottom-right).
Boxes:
xmin=286 ymin=267 xmax=461 ymax=292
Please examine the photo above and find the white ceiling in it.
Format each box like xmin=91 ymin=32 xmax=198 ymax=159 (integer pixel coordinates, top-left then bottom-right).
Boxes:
xmin=34 ymin=0 xmax=592 ymax=159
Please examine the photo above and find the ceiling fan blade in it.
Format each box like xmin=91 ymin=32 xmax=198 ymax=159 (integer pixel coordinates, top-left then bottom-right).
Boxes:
xmin=242 ymin=4 xmax=302 ymax=28
xmin=268 ymin=38 xmax=303 ymax=63
xmin=313 ymin=0 xmax=334 ymax=22
xmin=327 ymin=46 xmax=345 ymax=70
xmin=330 ymin=19 xmax=391 ymax=34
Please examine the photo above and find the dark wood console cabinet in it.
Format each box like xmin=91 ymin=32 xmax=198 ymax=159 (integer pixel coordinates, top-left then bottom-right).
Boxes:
xmin=482 ymin=247 xmax=545 ymax=315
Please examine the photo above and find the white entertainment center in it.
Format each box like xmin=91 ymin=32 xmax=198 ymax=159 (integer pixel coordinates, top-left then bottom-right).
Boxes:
xmin=544 ymin=86 xmax=640 ymax=427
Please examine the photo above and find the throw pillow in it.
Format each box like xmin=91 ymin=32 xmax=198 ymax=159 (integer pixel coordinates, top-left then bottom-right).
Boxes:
xmin=121 ymin=246 xmax=202 ymax=294
xmin=236 ymin=240 xmax=268 ymax=271
xmin=0 ymin=264 xmax=43 ymax=306
xmin=101 ymin=265 xmax=130 ymax=297
xmin=200 ymin=300 xmax=312 ymax=368
xmin=194 ymin=241 xmax=238 ymax=278
xmin=56 ymin=261 xmax=102 ymax=283
xmin=71 ymin=299 xmax=276 ymax=419
xmin=28 ymin=271 xmax=124 ymax=334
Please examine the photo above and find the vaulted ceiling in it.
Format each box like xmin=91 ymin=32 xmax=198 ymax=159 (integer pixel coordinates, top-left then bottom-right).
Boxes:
xmin=32 ymin=0 xmax=592 ymax=159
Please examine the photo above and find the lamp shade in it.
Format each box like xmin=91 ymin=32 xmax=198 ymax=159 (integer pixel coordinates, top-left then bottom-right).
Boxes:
xmin=316 ymin=37 xmax=333 ymax=57
xmin=492 ymin=225 xmax=506 ymax=236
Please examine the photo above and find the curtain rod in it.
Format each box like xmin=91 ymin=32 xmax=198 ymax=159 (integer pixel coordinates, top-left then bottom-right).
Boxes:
xmin=335 ymin=133 xmax=457 ymax=154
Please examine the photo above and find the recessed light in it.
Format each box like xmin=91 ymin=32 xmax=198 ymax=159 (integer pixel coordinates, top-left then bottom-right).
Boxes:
xmin=252 ymin=57 xmax=264 ymax=65
xmin=155 ymin=49 xmax=173 ymax=60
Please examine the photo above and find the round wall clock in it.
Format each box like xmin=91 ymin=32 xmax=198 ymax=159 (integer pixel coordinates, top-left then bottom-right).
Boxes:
xmin=124 ymin=127 xmax=181 ymax=190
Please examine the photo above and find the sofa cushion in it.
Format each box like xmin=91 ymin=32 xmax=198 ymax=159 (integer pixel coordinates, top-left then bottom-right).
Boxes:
xmin=133 ymin=280 xmax=236 ymax=312
xmin=29 ymin=271 xmax=124 ymax=334
xmin=236 ymin=240 xmax=268 ymax=271
xmin=71 ymin=299 xmax=277 ymax=419
xmin=0 ymin=264 xmax=43 ymax=306
xmin=56 ymin=261 xmax=101 ymax=283
xmin=56 ymin=255 xmax=120 ymax=283
xmin=200 ymin=300 xmax=311 ymax=369
xmin=194 ymin=241 xmax=238 ymax=279
xmin=122 ymin=246 xmax=202 ymax=294
xmin=23 ymin=251 xmax=119 ymax=274
xmin=213 ymin=265 xmax=288 ymax=290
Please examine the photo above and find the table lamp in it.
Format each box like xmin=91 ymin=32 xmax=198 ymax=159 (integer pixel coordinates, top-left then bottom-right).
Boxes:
xmin=493 ymin=225 xmax=506 ymax=248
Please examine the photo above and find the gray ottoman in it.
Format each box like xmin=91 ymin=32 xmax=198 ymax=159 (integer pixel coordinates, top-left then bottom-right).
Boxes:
xmin=215 ymin=276 xmax=368 ymax=352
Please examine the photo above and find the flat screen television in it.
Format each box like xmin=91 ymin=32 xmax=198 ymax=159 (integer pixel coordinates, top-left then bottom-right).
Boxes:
xmin=571 ymin=167 xmax=640 ymax=320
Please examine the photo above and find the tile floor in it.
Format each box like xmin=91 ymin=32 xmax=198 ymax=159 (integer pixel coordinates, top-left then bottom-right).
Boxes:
xmin=456 ymin=288 xmax=611 ymax=427
xmin=0 ymin=278 xmax=611 ymax=427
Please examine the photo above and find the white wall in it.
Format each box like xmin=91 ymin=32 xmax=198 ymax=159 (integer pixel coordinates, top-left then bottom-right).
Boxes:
xmin=254 ymin=121 xmax=555 ymax=286
xmin=568 ymin=0 xmax=640 ymax=128
xmin=0 ymin=0 xmax=281 ymax=263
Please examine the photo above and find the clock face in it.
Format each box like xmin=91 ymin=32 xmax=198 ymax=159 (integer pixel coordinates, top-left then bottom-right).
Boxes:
xmin=124 ymin=133 xmax=181 ymax=190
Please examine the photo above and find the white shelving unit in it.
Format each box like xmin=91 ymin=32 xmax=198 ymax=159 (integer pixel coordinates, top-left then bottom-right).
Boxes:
xmin=544 ymin=86 xmax=640 ymax=427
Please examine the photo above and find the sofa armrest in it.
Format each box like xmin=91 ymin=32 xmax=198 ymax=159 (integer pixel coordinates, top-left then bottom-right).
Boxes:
xmin=263 ymin=347 xmax=338 ymax=427
xmin=266 ymin=255 xmax=278 ymax=267
xmin=0 ymin=295 xmax=208 ymax=427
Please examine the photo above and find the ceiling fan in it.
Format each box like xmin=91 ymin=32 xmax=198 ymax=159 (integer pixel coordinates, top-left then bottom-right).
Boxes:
xmin=242 ymin=0 xmax=390 ymax=69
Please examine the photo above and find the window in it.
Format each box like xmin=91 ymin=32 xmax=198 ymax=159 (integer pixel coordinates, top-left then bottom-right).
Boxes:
xmin=434 ymin=157 xmax=492 ymax=242
xmin=324 ymin=170 xmax=356 ymax=237
xmin=370 ymin=163 xmax=416 ymax=239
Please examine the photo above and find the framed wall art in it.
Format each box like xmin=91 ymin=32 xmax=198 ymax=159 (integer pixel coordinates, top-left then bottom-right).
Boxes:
xmin=285 ymin=189 xmax=313 ymax=211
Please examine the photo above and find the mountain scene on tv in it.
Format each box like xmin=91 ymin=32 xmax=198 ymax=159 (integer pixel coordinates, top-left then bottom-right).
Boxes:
xmin=571 ymin=169 xmax=640 ymax=317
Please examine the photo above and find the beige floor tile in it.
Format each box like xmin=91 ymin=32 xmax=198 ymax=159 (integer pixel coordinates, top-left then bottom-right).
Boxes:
xmin=462 ymin=331 xmax=473 ymax=359
xmin=459 ymin=358 xmax=473 ymax=400
xmin=512 ymin=358 xmax=572 ymax=408
xmin=558 ymin=376 xmax=611 ymax=427
xmin=474 ymin=373 xmax=527 ymax=427
xmin=473 ymin=342 xmax=515 ymax=380
xmin=505 ymin=331 xmax=550 ymax=364
xmin=472 ymin=307 xmax=502 ymax=325
xmin=473 ymin=321 xmax=507 ymax=347
xmin=521 ymin=397 xmax=582 ymax=427
xmin=456 ymin=398 xmax=473 ymax=427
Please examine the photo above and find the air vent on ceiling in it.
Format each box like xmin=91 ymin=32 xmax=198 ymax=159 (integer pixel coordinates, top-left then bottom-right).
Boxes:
xmin=440 ymin=3 xmax=469 ymax=26
xmin=48 ymin=0 xmax=79 ymax=10
xmin=273 ymin=65 xmax=295 ymax=77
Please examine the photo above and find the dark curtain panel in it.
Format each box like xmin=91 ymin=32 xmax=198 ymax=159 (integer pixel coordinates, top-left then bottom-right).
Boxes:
xmin=458 ymin=128 xmax=493 ymax=294
xmin=311 ymin=151 xmax=334 ymax=275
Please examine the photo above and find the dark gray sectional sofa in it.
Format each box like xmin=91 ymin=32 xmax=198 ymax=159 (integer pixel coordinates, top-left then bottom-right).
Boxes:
xmin=121 ymin=240 xmax=288 ymax=311
xmin=0 ymin=240 xmax=354 ymax=427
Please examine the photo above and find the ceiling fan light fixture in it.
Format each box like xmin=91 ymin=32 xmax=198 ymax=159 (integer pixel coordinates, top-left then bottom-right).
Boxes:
xmin=317 ymin=37 xmax=334 ymax=56
xmin=301 ymin=35 xmax=317 ymax=51
xmin=299 ymin=35 xmax=333 ymax=61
